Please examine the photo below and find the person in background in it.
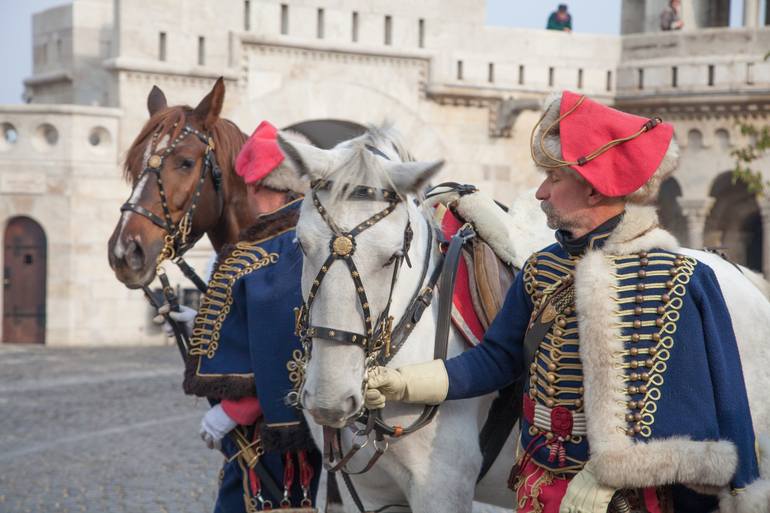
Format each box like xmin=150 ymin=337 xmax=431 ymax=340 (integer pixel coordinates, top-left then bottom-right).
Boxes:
xmin=547 ymin=4 xmax=573 ymax=32
xmin=660 ymin=0 xmax=685 ymax=30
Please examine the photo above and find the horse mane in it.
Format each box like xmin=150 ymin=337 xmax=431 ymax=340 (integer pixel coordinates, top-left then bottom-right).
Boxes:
xmin=325 ymin=123 xmax=415 ymax=204
xmin=123 ymin=106 xmax=246 ymax=184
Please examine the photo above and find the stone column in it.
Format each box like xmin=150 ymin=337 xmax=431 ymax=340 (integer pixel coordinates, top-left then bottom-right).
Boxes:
xmin=677 ymin=197 xmax=715 ymax=248
xmin=757 ymin=197 xmax=770 ymax=276
xmin=744 ymin=0 xmax=761 ymax=27
xmin=681 ymin=0 xmax=699 ymax=29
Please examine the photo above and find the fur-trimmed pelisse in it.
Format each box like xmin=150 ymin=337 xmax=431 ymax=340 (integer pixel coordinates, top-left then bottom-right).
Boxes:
xmin=531 ymin=93 xmax=679 ymax=204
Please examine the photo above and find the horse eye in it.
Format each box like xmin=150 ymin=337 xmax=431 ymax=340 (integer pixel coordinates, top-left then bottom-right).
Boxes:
xmin=180 ymin=158 xmax=195 ymax=169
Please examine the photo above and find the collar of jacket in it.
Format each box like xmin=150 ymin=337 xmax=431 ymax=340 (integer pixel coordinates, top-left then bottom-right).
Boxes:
xmin=555 ymin=213 xmax=624 ymax=257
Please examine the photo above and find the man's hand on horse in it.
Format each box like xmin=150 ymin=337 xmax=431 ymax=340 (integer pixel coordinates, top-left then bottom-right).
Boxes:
xmin=152 ymin=304 xmax=196 ymax=338
xmin=199 ymin=404 xmax=238 ymax=450
xmin=364 ymin=360 xmax=449 ymax=408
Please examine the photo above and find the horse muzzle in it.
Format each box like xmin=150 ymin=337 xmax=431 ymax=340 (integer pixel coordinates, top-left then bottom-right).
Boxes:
xmin=303 ymin=388 xmax=362 ymax=428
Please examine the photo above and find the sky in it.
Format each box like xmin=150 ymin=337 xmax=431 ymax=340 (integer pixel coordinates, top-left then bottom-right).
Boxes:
xmin=0 ymin=0 xmax=749 ymax=104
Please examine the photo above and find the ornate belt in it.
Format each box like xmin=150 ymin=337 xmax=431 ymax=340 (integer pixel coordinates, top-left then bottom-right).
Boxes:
xmin=524 ymin=396 xmax=587 ymax=437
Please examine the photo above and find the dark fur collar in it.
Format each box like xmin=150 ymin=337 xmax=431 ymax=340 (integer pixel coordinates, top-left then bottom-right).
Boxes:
xmin=216 ymin=196 xmax=301 ymax=267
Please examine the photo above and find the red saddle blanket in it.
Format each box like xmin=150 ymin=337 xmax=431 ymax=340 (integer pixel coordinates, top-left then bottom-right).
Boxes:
xmin=435 ymin=205 xmax=485 ymax=347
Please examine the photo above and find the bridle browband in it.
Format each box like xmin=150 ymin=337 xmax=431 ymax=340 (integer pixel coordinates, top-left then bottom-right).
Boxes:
xmin=120 ymin=123 xmax=224 ymax=291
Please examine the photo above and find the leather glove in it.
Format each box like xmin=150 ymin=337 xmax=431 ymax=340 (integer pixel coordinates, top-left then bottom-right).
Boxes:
xmin=559 ymin=462 xmax=617 ymax=513
xmin=364 ymin=360 xmax=449 ymax=409
xmin=199 ymin=404 xmax=238 ymax=450
xmin=153 ymin=304 xmax=196 ymax=338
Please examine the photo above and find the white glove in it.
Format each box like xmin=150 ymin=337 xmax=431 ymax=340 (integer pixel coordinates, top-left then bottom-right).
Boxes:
xmin=559 ymin=463 xmax=617 ymax=513
xmin=365 ymin=360 xmax=449 ymax=409
xmin=153 ymin=304 xmax=196 ymax=338
xmin=199 ymin=404 xmax=238 ymax=450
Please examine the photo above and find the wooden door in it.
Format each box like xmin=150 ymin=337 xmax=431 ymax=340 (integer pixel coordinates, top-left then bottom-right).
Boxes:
xmin=3 ymin=217 xmax=47 ymax=344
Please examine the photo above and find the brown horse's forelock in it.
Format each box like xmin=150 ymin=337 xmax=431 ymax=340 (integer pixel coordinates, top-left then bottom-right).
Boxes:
xmin=122 ymin=107 xmax=246 ymax=185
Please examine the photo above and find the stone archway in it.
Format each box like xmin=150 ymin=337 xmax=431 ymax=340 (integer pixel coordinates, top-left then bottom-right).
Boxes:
xmin=284 ymin=119 xmax=366 ymax=149
xmin=656 ymin=177 xmax=688 ymax=245
xmin=3 ymin=216 xmax=47 ymax=344
xmin=704 ymin=172 xmax=762 ymax=271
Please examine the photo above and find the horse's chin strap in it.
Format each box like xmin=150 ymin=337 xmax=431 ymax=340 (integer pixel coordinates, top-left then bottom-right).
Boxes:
xmin=120 ymin=124 xmax=224 ymax=293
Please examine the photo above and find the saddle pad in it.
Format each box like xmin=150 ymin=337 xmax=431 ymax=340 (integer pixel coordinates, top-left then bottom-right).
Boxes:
xmin=434 ymin=204 xmax=485 ymax=346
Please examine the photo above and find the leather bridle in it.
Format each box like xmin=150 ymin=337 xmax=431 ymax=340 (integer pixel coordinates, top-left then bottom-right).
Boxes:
xmin=120 ymin=124 xmax=224 ymax=292
xmin=292 ymin=166 xmax=476 ymax=511
xmin=294 ymin=179 xmax=410 ymax=359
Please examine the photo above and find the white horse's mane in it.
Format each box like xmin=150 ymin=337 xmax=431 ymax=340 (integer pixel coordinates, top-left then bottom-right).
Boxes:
xmin=324 ymin=123 xmax=416 ymax=204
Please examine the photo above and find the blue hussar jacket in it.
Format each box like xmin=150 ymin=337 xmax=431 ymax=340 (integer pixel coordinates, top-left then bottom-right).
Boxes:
xmin=184 ymin=197 xmax=308 ymax=437
xmin=444 ymin=206 xmax=761 ymax=509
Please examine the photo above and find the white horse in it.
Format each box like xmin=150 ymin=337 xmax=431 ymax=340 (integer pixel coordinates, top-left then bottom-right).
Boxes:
xmin=279 ymin=126 xmax=516 ymax=513
xmin=279 ymin=124 xmax=770 ymax=512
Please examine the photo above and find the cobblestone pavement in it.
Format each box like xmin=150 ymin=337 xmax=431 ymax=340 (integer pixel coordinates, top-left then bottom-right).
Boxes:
xmin=0 ymin=344 xmax=221 ymax=513
xmin=0 ymin=344 xmax=510 ymax=513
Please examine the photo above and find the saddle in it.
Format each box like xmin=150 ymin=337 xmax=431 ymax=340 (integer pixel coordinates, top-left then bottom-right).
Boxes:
xmin=429 ymin=184 xmax=517 ymax=343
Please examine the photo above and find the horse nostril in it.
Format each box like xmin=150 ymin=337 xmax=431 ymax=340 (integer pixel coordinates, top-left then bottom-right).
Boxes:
xmin=125 ymin=239 xmax=145 ymax=271
xmin=345 ymin=394 xmax=360 ymax=416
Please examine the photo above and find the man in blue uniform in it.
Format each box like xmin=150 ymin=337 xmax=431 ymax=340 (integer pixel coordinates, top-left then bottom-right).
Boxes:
xmin=181 ymin=121 xmax=321 ymax=512
xmin=365 ymin=92 xmax=768 ymax=513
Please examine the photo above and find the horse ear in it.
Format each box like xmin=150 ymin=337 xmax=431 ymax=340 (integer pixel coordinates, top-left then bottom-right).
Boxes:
xmin=147 ymin=85 xmax=168 ymax=116
xmin=193 ymin=77 xmax=225 ymax=129
xmin=277 ymin=133 xmax=333 ymax=179
xmin=384 ymin=160 xmax=444 ymax=194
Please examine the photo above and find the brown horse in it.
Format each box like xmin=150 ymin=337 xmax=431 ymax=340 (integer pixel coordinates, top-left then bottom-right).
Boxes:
xmin=108 ymin=78 xmax=255 ymax=288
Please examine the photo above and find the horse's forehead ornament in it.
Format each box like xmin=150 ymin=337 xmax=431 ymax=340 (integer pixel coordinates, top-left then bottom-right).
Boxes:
xmin=148 ymin=155 xmax=163 ymax=169
xmin=332 ymin=235 xmax=355 ymax=257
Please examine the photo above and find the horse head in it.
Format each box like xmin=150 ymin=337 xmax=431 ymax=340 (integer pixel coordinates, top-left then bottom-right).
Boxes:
xmin=279 ymin=125 xmax=443 ymax=427
xmin=108 ymin=78 xmax=248 ymax=288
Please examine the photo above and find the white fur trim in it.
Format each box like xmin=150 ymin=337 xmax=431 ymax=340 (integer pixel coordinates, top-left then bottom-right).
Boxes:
xmin=423 ymin=187 xmax=553 ymax=269
xmin=576 ymin=232 xmax=739 ymax=489
xmin=592 ymin=438 xmax=738 ymax=489
xmin=601 ymin=205 xmax=679 ymax=255
xmin=719 ymin=479 xmax=770 ymax=513
xmin=531 ymin=94 xmax=563 ymax=171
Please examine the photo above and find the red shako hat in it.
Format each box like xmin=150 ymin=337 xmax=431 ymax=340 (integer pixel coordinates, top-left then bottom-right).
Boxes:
xmin=533 ymin=91 xmax=675 ymax=198
xmin=235 ymin=121 xmax=286 ymax=184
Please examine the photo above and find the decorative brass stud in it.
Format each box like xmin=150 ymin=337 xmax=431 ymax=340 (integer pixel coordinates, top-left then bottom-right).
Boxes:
xmin=332 ymin=235 xmax=354 ymax=257
xmin=148 ymin=155 xmax=162 ymax=168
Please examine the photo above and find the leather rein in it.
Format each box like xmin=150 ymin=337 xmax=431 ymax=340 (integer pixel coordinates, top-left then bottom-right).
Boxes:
xmin=293 ymin=173 xmax=475 ymax=512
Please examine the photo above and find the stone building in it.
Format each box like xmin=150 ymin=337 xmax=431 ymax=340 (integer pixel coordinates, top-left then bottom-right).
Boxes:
xmin=0 ymin=0 xmax=768 ymax=345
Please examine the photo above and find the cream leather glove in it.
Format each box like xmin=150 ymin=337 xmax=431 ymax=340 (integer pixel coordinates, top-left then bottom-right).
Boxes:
xmin=364 ymin=360 xmax=449 ymax=409
xmin=559 ymin=463 xmax=617 ymax=513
